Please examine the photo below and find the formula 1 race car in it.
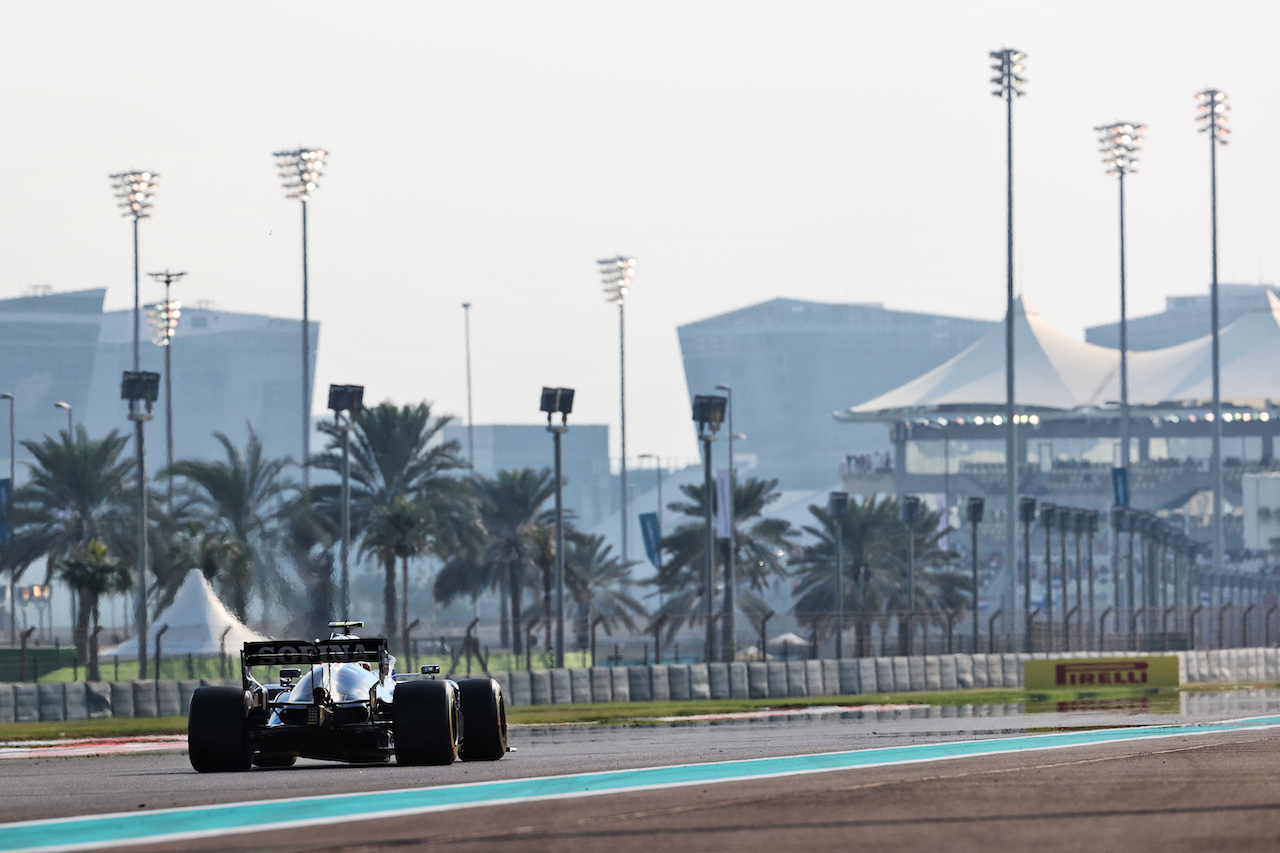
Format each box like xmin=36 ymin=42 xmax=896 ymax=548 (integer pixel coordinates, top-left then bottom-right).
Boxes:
xmin=187 ymin=622 xmax=507 ymax=772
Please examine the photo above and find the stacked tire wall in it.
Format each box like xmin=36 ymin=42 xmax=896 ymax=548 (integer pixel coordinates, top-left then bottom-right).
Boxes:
xmin=1 ymin=648 xmax=1278 ymax=720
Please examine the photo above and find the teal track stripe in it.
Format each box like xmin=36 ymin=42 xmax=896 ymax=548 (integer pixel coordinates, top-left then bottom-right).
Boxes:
xmin=5 ymin=715 xmax=1280 ymax=853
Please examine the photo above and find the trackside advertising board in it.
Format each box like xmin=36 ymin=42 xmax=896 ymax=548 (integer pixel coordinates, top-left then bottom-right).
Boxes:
xmin=1024 ymin=656 xmax=1179 ymax=690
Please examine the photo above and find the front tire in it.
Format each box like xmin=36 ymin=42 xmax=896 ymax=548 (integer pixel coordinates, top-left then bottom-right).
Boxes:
xmin=188 ymin=686 xmax=252 ymax=773
xmin=394 ymin=680 xmax=457 ymax=766
xmin=458 ymin=678 xmax=507 ymax=761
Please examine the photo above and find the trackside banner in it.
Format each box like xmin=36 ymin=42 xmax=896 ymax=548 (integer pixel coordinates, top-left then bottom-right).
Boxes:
xmin=1023 ymin=656 xmax=1179 ymax=690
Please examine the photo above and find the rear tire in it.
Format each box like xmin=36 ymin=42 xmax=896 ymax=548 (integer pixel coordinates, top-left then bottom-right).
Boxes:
xmin=394 ymin=680 xmax=457 ymax=766
xmin=188 ymin=686 xmax=252 ymax=773
xmin=458 ymin=678 xmax=507 ymax=761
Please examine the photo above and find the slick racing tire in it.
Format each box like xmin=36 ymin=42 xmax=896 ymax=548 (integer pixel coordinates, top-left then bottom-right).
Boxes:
xmin=457 ymin=678 xmax=507 ymax=761
xmin=188 ymin=686 xmax=252 ymax=773
xmin=394 ymin=679 xmax=457 ymax=766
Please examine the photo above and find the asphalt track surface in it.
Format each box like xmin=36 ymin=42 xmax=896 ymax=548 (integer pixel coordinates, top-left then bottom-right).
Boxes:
xmin=5 ymin=692 xmax=1280 ymax=852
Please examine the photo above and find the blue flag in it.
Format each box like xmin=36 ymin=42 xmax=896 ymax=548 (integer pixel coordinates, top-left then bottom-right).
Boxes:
xmin=1111 ymin=466 xmax=1129 ymax=506
xmin=639 ymin=512 xmax=662 ymax=568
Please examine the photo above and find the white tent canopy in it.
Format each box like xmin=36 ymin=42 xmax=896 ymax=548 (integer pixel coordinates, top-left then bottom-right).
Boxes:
xmin=841 ymin=296 xmax=1119 ymax=419
xmin=1129 ymin=291 xmax=1280 ymax=408
xmin=837 ymin=291 xmax=1280 ymax=421
xmin=101 ymin=570 xmax=270 ymax=659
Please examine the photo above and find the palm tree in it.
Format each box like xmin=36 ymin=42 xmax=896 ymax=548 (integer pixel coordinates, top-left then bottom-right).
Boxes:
xmin=434 ymin=469 xmax=556 ymax=656
xmin=276 ymin=495 xmax=338 ymax=635
xmin=164 ymin=429 xmax=290 ymax=622
xmin=8 ymin=427 xmax=133 ymax=652
xmin=564 ymin=534 xmax=645 ymax=660
xmin=313 ymin=401 xmax=470 ymax=639
xmin=792 ymin=495 xmax=966 ymax=656
xmin=56 ymin=538 xmax=130 ymax=679
xmin=361 ymin=495 xmax=430 ymax=646
xmin=650 ymin=476 xmax=794 ymax=649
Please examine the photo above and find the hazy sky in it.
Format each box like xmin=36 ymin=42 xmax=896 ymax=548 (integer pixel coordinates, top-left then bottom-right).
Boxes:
xmin=3 ymin=1 xmax=1278 ymax=468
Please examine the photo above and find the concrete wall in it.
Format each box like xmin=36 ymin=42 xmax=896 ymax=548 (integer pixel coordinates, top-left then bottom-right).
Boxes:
xmin=0 ymin=649 xmax=1272 ymax=719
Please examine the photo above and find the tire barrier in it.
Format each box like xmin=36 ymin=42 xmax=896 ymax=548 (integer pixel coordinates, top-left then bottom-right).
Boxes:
xmin=3 ymin=647 xmax=1280 ymax=720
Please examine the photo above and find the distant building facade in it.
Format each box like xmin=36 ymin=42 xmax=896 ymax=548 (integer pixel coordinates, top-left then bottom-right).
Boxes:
xmin=442 ymin=423 xmax=613 ymax=529
xmin=0 ymin=288 xmax=317 ymax=476
xmin=1086 ymin=283 xmax=1277 ymax=351
xmin=677 ymin=298 xmax=994 ymax=488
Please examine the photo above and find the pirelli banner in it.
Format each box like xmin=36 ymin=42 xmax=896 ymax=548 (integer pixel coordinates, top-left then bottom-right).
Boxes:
xmin=1024 ymin=656 xmax=1180 ymax=690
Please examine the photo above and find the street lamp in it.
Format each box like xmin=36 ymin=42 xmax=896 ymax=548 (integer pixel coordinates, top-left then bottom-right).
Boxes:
xmin=902 ymin=494 xmax=921 ymax=654
xmin=1196 ymin=89 xmax=1229 ymax=575
xmin=692 ymin=394 xmax=726 ymax=663
xmin=541 ymin=386 xmax=574 ymax=668
xmin=1085 ymin=510 xmax=1099 ymax=650
xmin=54 ymin=402 xmax=72 ymax=437
xmin=462 ymin=303 xmax=475 ymax=468
xmin=638 ymin=453 xmax=665 ymax=583
xmin=990 ymin=48 xmax=1027 ymax=620
xmin=121 ymin=370 xmax=160 ymax=677
xmin=273 ymin=146 xmax=327 ymax=491
xmin=967 ymin=497 xmax=985 ymax=653
xmin=328 ymin=384 xmax=364 ymax=621
xmin=1096 ymin=122 xmax=1144 ymax=500
xmin=715 ymin=382 xmax=736 ymax=661
xmin=109 ymin=170 xmax=159 ymax=373
xmin=1040 ymin=503 xmax=1056 ymax=650
xmin=599 ymin=256 xmax=636 ymax=567
xmin=830 ymin=491 xmax=849 ymax=658
xmin=1020 ymin=495 xmax=1037 ymax=651
xmin=147 ymin=270 xmax=186 ymax=513
xmin=1059 ymin=506 xmax=1072 ymax=649
xmin=1 ymin=392 xmax=13 ymax=647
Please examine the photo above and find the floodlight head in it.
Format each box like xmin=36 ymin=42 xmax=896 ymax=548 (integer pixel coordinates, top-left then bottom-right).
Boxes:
xmin=901 ymin=494 xmax=921 ymax=523
xmin=829 ymin=491 xmax=848 ymax=517
xmin=1019 ymin=495 xmax=1037 ymax=524
xmin=273 ymin=147 xmax=328 ymax=201
xmin=120 ymin=371 xmax=160 ymax=405
xmin=598 ymin=255 xmax=636 ymax=305
xmin=1085 ymin=510 xmax=1099 ymax=534
xmin=1040 ymin=503 xmax=1057 ymax=528
xmin=967 ymin=496 xmax=985 ymax=524
xmin=109 ymin=170 xmax=160 ymax=221
xmin=327 ymin=384 xmax=364 ymax=414
xmin=540 ymin=387 xmax=574 ymax=424
xmin=692 ymin=394 xmax=727 ymax=436
xmin=989 ymin=47 xmax=1028 ymax=98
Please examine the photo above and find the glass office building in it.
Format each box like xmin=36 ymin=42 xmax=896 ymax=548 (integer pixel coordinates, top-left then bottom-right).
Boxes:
xmin=1 ymin=288 xmax=317 ymax=476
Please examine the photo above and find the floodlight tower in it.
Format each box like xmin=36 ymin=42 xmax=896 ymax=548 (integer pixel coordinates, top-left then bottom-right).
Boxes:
xmin=147 ymin=270 xmax=186 ymax=513
xmin=599 ymin=256 xmax=636 ymax=565
xmin=1096 ymin=122 xmax=1144 ymax=503
xmin=990 ymin=48 xmax=1027 ymax=618
xmin=1195 ymin=90 xmax=1229 ymax=575
xmin=273 ymin=146 xmax=327 ymax=490
xmin=109 ymin=170 xmax=159 ymax=372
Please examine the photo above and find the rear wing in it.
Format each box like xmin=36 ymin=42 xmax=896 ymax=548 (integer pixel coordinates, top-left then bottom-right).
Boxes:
xmin=241 ymin=638 xmax=386 ymax=668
